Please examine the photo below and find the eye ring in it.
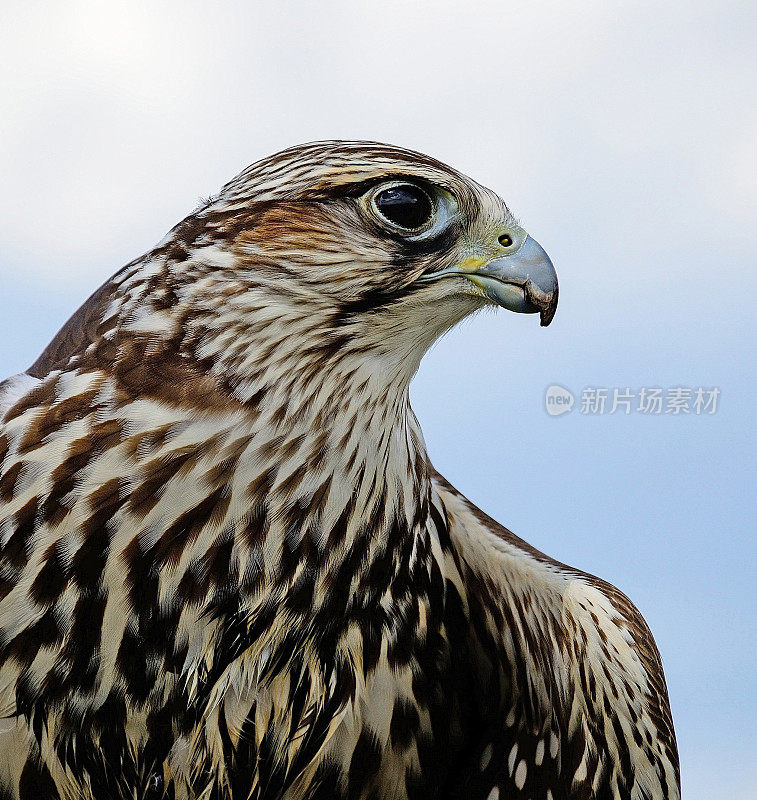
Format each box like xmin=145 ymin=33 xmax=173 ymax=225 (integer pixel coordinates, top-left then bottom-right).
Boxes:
xmin=368 ymin=181 xmax=436 ymax=234
xmin=362 ymin=180 xmax=459 ymax=242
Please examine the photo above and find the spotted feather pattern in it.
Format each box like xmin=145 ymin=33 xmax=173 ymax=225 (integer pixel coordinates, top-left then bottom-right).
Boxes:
xmin=0 ymin=141 xmax=678 ymax=799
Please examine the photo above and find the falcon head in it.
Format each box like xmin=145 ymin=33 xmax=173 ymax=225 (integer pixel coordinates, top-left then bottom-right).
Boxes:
xmin=216 ymin=140 xmax=557 ymax=315
xmin=32 ymin=141 xmax=558 ymax=398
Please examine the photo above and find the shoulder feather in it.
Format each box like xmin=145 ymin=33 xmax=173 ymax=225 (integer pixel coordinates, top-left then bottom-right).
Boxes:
xmin=0 ymin=373 xmax=42 ymax=421
xmin=431 ymin=469 xmax=680 ymax=799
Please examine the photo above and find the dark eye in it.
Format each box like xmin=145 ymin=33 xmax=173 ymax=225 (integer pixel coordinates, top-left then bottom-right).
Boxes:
xmin=373 ymin=184 xmax=433 ymax=231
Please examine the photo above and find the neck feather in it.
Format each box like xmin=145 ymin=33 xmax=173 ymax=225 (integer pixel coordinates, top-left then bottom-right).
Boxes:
xmin=103 ymin=256 xmax=436 ymax=597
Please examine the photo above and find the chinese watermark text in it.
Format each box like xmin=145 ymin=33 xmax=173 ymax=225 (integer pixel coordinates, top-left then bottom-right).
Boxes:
xmin=545 ymin=386 xmax=720 ymax=416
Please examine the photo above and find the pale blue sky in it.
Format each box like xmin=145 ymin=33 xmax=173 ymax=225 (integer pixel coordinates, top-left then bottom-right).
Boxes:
xmin=1 ymin=2 xmax=755 ymax=796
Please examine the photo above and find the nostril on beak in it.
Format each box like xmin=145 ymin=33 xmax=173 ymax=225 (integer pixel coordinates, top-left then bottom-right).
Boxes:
xmin=498 ymin=233 xmax=514 ymax=247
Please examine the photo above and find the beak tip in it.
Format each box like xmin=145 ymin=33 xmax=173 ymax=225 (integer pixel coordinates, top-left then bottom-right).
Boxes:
xmin=539 ymin=291 xmax=558 ymax=326
xmin=540 ymin=308 xmax=556 ymax=327
xmin=526 ymin=280 xmax=558 ymax=327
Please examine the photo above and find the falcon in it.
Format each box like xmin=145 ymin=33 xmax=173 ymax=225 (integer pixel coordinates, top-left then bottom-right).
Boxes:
xmin=0 ymin=141 xmax=679 ymax=800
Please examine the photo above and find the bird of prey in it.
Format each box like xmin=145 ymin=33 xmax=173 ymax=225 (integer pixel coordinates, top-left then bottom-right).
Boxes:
xmin=0 ymin=141 xmax=679 ymax=800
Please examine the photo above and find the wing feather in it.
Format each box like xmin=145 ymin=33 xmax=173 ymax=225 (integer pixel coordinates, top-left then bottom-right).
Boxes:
xmin=432 ymin=470 xmax=680 ymax=800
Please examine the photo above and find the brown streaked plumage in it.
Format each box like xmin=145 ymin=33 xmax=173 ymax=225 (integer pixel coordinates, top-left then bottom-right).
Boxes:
xmin=0 ymin=141 xmax=677 ymax=800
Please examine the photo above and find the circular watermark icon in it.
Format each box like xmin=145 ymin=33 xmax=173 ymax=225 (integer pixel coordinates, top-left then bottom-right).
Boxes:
xmin=545 ymin=385 xmax=575 ymax=416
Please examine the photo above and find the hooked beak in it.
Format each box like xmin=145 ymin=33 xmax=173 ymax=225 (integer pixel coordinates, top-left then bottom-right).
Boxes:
xmin=419 ymin=235 xmax=559 ymax=326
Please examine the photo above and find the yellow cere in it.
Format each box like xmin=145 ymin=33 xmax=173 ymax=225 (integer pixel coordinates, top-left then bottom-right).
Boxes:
xmin=457 ymin=256 xmax=487 ymax=273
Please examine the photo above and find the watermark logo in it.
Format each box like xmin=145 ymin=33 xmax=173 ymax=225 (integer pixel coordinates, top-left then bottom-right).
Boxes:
xmin=545 ymin=385 xmax=575 ymax=416
xmin=545 ymin=386 xmax=720 ymax=416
